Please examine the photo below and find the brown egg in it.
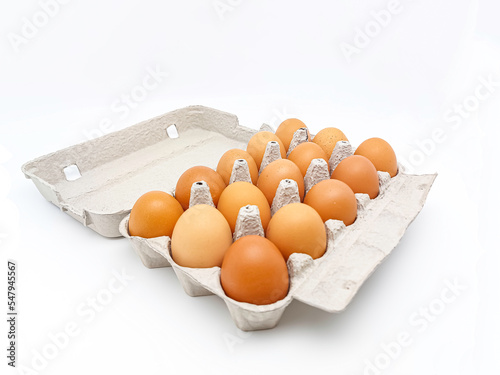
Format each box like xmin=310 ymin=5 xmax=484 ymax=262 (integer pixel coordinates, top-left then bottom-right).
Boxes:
xmin=275 ymin=118 xmax=308 ymax=152
xmin=221 ymin=235 xmax=289 ymax=305
xmin=266 ymin=203 xmax=326 ymax=260
xmin=246 ymin=131 xmax=286 ymax=170
xmin=216 ymin=149 xmax=259 ymax=185
xmin=257 ymin=159 xmax=305 ymax=205
xmin=287 ymin=142 xmax=330 ymax=177
xmin=331 ymin=155 xmax=379 ymax=199
xmin=175 ymin=166 xmax=226 ymax=210
xmin=304 ymin=179 xmax=357 ymax=225
xmin=128 ymin=191 xmax=184 ymax=238
xmin=217 ymin=181 xmax=271 ymax=233
xmin=354 ymin=137 xmax=398 ymax=177
xmin=312 ymin=127 xmax=349 ymax=157
xmin=171 ymin=204 xmax=233 ymax=268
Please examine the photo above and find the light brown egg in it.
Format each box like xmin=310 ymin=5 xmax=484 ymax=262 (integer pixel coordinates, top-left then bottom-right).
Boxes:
xmin=287 ymin=142 xmax=330 ymax=177
xmin=246 ymin=131 xmax=286 ymax=170
xmin=331 ymin=155 xmax=379 ymax=199
xmin=275 ymin=118 xmax=308 ymax=152
xmin=266 ymin=203 xmax=326 ymax=260
xmin=216 ymin=149 xmax=259 ymax=185
xmin=354 ymin=137 xmax=398 ymax=177
xmin=304 ymin=179 xmax=357 ymax=225
xmin=217 ymin=181 xmax=271 ymax=233
xmin=312 ymin=127 xmax=348 ymax=157
xmin=175 ymin=166 xmax=226 ymax=210
xmin=257 ymin=159 xmax=305 ymax=205
xmin=171 ymin=204 xmax=233 ymax=268
xmin=221 ymin=236 xmax=289 ymax=305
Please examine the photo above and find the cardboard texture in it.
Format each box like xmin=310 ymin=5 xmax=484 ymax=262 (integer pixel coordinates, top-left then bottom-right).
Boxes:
xmin=23 ymin=105 xmax=436 ymax=331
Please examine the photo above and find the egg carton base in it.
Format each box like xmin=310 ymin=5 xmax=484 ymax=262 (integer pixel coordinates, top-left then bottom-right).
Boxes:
xmin=119 ymin=172 xmax=436 ymax=330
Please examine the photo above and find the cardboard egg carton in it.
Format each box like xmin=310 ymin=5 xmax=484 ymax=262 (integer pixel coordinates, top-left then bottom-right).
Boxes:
xmin=117 ymin=125 xmax=436 ymax=330
xmin=119 ymin=165 xmax=435 ymax=331
xmin=22 ymin=105 xmax=436 ymax=331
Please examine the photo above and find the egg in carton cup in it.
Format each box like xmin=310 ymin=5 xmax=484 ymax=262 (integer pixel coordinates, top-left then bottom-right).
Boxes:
xmin=119 ymin=133 xmax=436 ymax=331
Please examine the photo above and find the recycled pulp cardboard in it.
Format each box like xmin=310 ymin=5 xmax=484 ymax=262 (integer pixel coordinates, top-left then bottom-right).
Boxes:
xmin=22 ymin=106 xmax=266 ymax=237
xmin=23 ymin=105 xmax=436 ymax=331
xmin=119 ymin=168 xmax=435 ymax=331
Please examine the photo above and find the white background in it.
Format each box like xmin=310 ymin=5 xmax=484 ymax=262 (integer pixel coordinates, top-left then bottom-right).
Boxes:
xmin=1 ymin=1 xmax=500 ymax=374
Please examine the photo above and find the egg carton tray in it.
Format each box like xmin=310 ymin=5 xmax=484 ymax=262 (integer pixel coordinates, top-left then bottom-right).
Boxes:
xmin=22 ymin=105 xmax=436 ymax=331
xmin=120 ymin=169 xmax=435 ymax=331
xmin=111 ymin=106 xmax=435 ymax=331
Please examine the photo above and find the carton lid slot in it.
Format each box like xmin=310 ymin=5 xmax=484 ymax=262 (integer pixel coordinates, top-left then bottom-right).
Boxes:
xmin=166 ymin=124 xmax=179 ymax=139
xmin=63 ymin=164 xmax=81 ymax=181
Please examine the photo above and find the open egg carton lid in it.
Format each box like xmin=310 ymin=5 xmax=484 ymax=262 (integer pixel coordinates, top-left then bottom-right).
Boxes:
xmin=21 ymin=105 xmax=266 ymax=237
